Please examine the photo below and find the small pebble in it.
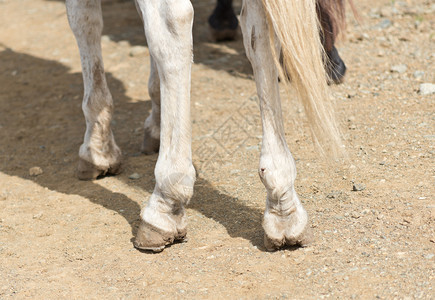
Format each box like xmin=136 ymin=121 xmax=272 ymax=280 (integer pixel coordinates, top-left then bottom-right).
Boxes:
xmin=129 ymin=173 xmax=141 ymax=180
xmin=101 ymin=35 xmax=111 ymax=43
xmin=118 ymin=40 xmax=129 ymax=47
xmin=396 ymin=252 xmax=407 ymax=258
xmin=351 ymin=211 xmax=360 ymax=219
xmin=376 ymin=19 xmax=392 ymax=29
xmin=33 ymin=212 xmax=43 ymax=219
xmin=390 ymin=64 xmax=407 ymax=74
xmin=129 ymin=46 xmax=148 ymax=57
xmin=352 ymin=183 xmax=366 ymax=191
xmin=413 ymin=71 xmax=424 ymax=79
xmin=347 ymin=91 xmax=357 ymax=98
xmin=29 ymin=167 xmax=43 ymax=176
xmin=418 ymin=83 xmax=435 ymax=95
xmin=326 ymin=191 xmax=342 ymax=199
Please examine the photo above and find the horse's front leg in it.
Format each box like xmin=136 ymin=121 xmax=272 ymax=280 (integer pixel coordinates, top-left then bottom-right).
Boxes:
xmin=133 ymin=0 xmax=196 ymax=252
xmin=240 ymin=0 xmax=312 ymax=251
xmin=66 ymin=0 xmax=122 ymax=180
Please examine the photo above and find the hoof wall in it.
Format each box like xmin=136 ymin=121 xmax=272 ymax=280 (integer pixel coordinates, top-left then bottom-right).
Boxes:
xmin=77 ymin=158 xmax=122 ymax=180
xmin=264 ymin=227 xmax=313 ymax=252
xmin=134 ymin=221 xmax=186 ymax=252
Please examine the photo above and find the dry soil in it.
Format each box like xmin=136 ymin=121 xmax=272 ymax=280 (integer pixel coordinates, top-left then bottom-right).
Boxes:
xmin=0 ymin=0 xmax=434 ymax=298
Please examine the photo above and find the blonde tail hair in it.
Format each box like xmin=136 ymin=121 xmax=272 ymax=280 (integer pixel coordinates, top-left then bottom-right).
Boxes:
xmin=261 ymin=0 xmax=344 ymax=159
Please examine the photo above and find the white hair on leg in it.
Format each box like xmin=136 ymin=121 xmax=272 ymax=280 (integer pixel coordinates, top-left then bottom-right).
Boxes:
xmin=262 ymin=0 xmax=344 ymax=159
xmin=241 ymin=0 xmax=312 ymax=251
xmin=66 ymin=0 xmax=122 ymax=180
xmin=133 ymin=0 xmax=196 ymax=252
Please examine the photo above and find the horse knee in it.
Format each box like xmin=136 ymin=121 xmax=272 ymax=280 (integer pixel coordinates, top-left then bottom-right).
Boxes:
xmin=166 ymin=0 xmax=194 ymax=30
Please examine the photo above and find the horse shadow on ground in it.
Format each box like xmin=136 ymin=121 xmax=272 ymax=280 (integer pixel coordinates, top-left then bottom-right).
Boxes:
xmin=0 ymin=48 xmax=266 ymax=250
xmin=45 ymin=0 xmax=252 ymax=79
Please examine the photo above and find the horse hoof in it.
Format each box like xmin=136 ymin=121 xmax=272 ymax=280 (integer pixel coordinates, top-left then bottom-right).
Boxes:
xmin=328 ymin=63 xmax=346 ymax=85
xmin=327 ymin=46 xmax=347 ymax=85
xmin=77 ymin=158 xmax=122 ymax=180
xmin=264 ymin=235 xmax=286 ymax=252
xmin=134 ymin=220 xmax=186 ymax=252
xmin=264 ymin=226 xmax=313 ymax=251
xmin=262 ymin=206 xmax=313 ymax=251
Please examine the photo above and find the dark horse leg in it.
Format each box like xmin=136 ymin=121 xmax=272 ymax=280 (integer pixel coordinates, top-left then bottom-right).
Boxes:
xmin=208 ymin=0 xmax=347 ymax=83
xmin=316 ymin=0 xmax=347 ymax=84
xmin=208 ymin=0 xmax=239 ymax=41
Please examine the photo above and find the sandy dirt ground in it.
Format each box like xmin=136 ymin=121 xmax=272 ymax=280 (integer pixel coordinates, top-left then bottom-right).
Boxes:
xmin=0 ymin=0 xmax=434 ymax=298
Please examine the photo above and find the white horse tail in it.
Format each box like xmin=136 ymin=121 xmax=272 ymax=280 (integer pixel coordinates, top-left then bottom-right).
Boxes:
xmin=261 ymin=0 xmax=344 ymax=158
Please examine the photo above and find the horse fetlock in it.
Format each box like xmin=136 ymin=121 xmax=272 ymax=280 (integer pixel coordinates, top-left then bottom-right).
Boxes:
xmin=259 ymin=168 xmax=295 ymax=201
xmin=156 ymin=165 xmax=195 ymax=205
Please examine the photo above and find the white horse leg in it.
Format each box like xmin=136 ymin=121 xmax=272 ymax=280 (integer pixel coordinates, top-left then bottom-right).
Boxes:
xmin=133 ymin=0 xmax=196 ymax=251
xmin=66 ymin=0 xmax=122 ymax=180
xmin=141 ymin=56 xmax=161 ymax=154
xmin=240 ymin=0 xmax=312 ymax=251
xmin=133 ymin=3 xmax=161 ymax=155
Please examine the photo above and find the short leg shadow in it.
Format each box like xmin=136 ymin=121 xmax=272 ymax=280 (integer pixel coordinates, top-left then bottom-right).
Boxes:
xmin=189 ymin=176 xmax=265 ymax=249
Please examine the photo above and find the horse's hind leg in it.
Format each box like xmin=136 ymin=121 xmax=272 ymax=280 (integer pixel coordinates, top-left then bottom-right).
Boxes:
xmin=240 ymin=0 xmax=312 ymax=251
xmin=316 ymin=0 xmax=346 ymax=83
xmin=66 ymin=0 xmax=122 ymax=180
xmin=326 ymin=46 xmax=346 ymax=84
